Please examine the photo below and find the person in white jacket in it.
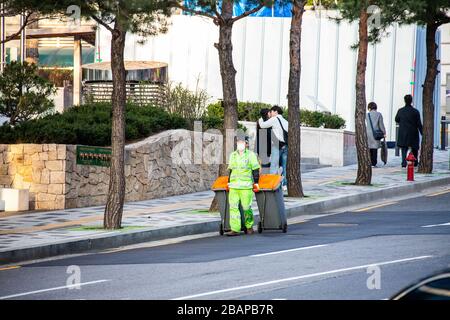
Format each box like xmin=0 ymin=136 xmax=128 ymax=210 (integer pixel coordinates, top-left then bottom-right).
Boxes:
xmin=258 ymin=105 xmax=288 ymax=188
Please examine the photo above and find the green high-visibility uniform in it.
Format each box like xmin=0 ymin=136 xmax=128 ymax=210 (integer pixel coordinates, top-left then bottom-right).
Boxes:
xmin=228 ymin=149 xmax=260 ymax=232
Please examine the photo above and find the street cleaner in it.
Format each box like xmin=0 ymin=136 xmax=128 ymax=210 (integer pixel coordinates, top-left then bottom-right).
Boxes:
xmin=227 ymin=136 xmax=261 ymax=236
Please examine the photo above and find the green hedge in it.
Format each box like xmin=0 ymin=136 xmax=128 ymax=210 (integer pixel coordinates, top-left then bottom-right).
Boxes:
xmin=0 ymin=103 xmax=188 ymax=146
xmin=300 ymin=110 xmax=346 ymax=129
xmin=206 ymin=101 xmax=273 ymax=122
xmin=206 ymin=101 xmax=345 ymax=129
xmin=0 ymin=102 xmax=346 ymax=146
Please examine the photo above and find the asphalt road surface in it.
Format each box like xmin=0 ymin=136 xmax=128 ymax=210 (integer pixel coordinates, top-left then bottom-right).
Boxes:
xmin=1 ymin=189 xmax=449 ymax=300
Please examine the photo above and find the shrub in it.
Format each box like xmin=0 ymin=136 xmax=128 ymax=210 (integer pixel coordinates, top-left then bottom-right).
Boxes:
xmin=201 ymin=115 xmax=223 ymax=131
xmin=323 ymin=113 xmax=346 ymax=129
xmin=205 ymin=102 xmax=345 ymax=130
xmin=0 ymin=61 xmax=56 ymax=125
xmin=164 ymin=81 xmax=210 ymax=121
xmin=200 ymin=115 xmax=247 ymax=132
xmin=300 ymin=110 xmax=325 ymax=128
xmin=206 ymin=101 xmax=273 ymax=122
xmin=300 ymin=110 xmax=346 ymax=129
xmin=0 ymin=103 xmax=188 ymax=146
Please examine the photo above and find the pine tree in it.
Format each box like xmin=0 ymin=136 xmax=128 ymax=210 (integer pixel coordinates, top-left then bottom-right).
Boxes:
xmin=383 ymin=0 xmax=450 ymax=173
xmin=336 ymin=0 xmax=405 ymax=185
xmin=170 ymin=1 xmax=272 ymax=209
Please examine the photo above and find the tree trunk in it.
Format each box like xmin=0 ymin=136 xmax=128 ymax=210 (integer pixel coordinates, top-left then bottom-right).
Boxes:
xmin=418 ymin=23 xmax=439 ymax=174
xmin=209 ymin=0 xmax=238 ymax=212
xmin=354 ymin=8 xmax=372 ymax=185
xmin=104 ymin=21 xmax=126 ymax=229
xmin=286 ymin=0 xmax=305 ymax=197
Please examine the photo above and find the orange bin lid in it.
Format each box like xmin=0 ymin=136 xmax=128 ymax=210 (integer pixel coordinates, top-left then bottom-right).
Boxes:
xmin=258 ymin=174 xmax=283 ymax=190
xmin=211 ymin=176 xmax=229 ymax=191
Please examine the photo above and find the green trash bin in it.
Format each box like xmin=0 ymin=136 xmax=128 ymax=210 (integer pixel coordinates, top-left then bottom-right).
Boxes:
xmin=212 ymin=176 xmax=247 ymax=236
xmin=255 ymin=174 xmax=287 ymax=233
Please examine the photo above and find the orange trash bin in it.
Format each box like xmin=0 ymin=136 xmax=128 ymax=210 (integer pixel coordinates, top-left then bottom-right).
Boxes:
xmin=255 ymin=174 xmax=287 ymax=233
xmin=211 ymin=176 xmax=247 ymax=235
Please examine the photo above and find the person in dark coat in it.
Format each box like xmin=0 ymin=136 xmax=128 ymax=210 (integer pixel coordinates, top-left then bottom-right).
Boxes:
xmin=395 ymin=94 xmax=423 ymax=167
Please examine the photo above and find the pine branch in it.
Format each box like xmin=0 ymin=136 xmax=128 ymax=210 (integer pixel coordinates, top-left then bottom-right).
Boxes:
xmin=0 ymin=12 xmax=32 ymax=44
xmin=231 ymin=3 xmax=265 ymax=23
xmin=90 ymin=14 xmax=115 ymax=33
xmin=171 ymin=2 xmax=220 ymax=24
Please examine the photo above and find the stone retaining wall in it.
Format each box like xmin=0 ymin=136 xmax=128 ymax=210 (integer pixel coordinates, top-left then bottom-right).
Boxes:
xmin=0 ymin=129 xmax=219 ymax=210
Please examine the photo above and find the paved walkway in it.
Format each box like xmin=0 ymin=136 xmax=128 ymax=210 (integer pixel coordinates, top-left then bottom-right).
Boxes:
xmin=0 ymin=150 xmax=449 ymax=255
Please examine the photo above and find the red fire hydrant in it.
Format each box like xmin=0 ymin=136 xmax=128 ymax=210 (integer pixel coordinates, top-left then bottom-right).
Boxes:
xmin=406 ymin=152 xmax=416 ymax=181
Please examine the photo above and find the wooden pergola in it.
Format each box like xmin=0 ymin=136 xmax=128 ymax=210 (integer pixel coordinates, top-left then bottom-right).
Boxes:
xmin=1 ymin=25 xmax=96 ymax=106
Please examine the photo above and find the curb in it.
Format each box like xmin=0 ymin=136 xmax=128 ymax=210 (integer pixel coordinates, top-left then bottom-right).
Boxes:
xmin=285 ymin=175 xmax=450 ymax=218
xmin=1 ymin=175 xmax=449 ymax=264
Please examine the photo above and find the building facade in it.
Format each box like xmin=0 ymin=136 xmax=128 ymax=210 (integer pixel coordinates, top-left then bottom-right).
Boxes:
xmin=96 ymin=10 xmax=443 ymax=142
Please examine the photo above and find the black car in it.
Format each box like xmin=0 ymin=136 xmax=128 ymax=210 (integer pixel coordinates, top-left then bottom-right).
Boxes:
xmin=391 ymin=268 xmax=450 ymax=300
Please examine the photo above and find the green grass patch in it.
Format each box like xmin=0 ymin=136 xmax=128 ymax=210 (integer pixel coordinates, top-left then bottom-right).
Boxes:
xmin=328 ymin=181 xmax=385 ymax=187
xmin=184 ymin=209 xmax=220 ymax=216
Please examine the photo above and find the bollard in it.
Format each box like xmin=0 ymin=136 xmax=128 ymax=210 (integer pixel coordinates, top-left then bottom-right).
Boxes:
xmin=406 ymin=151 xmax=416 ymax=181
xmin=395 ymin=124 xmax=400 ymax=157
xmin=441 ymin=116 xmax=447 ymax=151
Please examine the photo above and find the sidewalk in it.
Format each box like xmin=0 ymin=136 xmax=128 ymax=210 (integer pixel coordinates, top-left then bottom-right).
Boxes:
xmin=1 ymin=150 xmax=449 ymax=264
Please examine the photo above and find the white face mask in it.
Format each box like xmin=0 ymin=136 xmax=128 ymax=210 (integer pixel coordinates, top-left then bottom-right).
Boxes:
xmin=237 ymin=142 xmax=246 ymax=152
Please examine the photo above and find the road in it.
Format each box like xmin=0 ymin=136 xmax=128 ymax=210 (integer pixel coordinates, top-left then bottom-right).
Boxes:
xmin=0 ymin=189 xmax=449 ymax=300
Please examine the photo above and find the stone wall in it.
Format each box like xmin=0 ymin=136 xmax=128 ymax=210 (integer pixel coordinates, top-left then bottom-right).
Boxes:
xmin=0 ymin=144 xmax=67 ymax=210
xmin=0 ymin=129 xmax=220 ymax=211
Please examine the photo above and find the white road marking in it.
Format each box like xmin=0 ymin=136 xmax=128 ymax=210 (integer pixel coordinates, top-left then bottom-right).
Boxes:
xmin=422 ymin=222 xmax=450 ymax=228
xmin=172 ymin=256 xmax=432 ymax=300
xmin=250 ymin=244 xmax=328 ymax=257
xmin=0 ymin=279 xmax=110 ymax=300
xmin=425 ymin=189 xmax=450 ymax=197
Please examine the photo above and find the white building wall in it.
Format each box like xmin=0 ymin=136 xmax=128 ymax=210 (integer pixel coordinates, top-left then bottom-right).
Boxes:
xmin=96 ymin=11 xmax=417 ymax=140
xmin=439 ymin=23 xmax=450 ymax=116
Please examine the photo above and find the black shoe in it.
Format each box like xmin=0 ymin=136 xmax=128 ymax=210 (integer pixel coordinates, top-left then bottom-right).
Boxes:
xmin=226 ymin=231 xmax=240 ymax=237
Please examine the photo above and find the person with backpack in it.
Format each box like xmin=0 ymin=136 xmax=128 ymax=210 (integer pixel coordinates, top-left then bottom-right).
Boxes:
xmin=258 ymin=105 xmax=289 ymax=189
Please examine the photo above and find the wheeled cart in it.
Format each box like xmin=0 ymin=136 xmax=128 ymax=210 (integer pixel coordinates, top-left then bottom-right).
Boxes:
xmin=254 ymin=174 xmax=287 ymax=233
xmin=212 ymin=176 xmax=247 ymax=235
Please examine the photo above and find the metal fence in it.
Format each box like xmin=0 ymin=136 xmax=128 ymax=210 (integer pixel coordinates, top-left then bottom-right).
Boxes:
xmin=82 ymin=80 xmax=167 ymax=106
